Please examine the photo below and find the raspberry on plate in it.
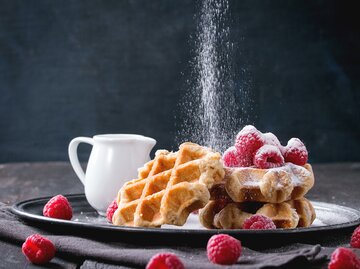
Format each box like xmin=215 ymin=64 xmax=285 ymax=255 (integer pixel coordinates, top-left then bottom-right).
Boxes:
xmin=106 ymin=199 xmax=118 ymax=223
xmin=235 ymin=125 xmax=264 ymax=163
xmin=222 ymin=146 xmax=252 ymax=167
xmin=207 ymin=234 xmax=242 ymax=265
xmin=351 ymin=225 xmax=360 ymax=248
xmin=43 ymin=195 xmax=73 ymax=220
xmin=283 ymin=138 xmax=308 ymax=165
xmin=243 ymin=214 xmax=276 ymax=230
xmin=328 ymin=247 xmax=360 ymax=269
xmin=146 ymin=252 xmax=184 ymax=269
xmin=253 ymin=145 xmax=284 ymax=169
xmin=22 ymin=234 xmax=56 ymax=264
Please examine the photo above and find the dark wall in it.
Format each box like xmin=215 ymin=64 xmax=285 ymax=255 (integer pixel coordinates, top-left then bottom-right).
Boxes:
xmin=0 ymin=0 xmax=359 ymax=163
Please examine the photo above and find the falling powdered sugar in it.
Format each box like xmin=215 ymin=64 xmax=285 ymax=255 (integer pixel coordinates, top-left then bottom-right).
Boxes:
xmin=176 ymin=0 xmax=246 ymax=153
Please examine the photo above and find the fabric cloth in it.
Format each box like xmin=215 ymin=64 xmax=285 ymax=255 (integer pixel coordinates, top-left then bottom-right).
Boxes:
xmin=0 ymin=203 xmax=330 ymax=268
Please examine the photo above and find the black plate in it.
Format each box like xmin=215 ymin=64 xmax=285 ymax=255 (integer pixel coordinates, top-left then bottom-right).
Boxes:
xmin=12 ymin=194 xmax=360 ymax=248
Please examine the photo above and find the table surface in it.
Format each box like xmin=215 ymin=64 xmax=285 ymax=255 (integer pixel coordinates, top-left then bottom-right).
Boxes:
xmin=0 ymin=162 xmax=359 ymax=268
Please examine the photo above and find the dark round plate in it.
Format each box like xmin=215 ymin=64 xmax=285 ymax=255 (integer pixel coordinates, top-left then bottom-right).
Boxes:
xmin=11 ymin=194 xmax=360 ymax=248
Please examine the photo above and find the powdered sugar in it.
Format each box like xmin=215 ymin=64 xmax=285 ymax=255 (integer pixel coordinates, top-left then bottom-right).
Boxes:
xmin=269 ymin=163 xmax=309 ymax=185
xmin=256 ymin=144 xmax=280 ymax=155
xmin=224 ymin=162 xmax=311 ymax=188
xmin=263 ymin=132 xmax=283 ymax=150
xmin=286 ymin=138 xmax=307 ymax=150
xmin=176 ymin=0 xmax=245 ymax=152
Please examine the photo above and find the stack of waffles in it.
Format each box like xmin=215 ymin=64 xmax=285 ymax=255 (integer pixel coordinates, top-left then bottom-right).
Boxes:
xmin=199 ymin=163 xmax=316 ymax=229
xmin=199 ymin=125 xmax=316 ymax=229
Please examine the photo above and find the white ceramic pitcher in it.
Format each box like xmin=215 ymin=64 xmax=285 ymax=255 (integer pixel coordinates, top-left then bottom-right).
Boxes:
xmin=68 ymin=134 xmax=156 ymax=216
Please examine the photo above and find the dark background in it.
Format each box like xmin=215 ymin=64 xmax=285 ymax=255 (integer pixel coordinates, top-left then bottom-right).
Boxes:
xmin=0 ymin=0 xmax=359 ymax=163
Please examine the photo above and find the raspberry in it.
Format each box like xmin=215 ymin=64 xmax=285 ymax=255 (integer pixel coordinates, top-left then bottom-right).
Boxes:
xmin=106 ymin=199 xmax=118 ymax=222
xmin=222 ymin=146 xmax=251 ymax=167
xmin=243 ymin=214 xmax=276 ymax=230
xmin=253 ymin=145 xmax=284 ymax=169
xmin=43 ymin=195 xmax=72 ymax=220
xmin=283 ymin=138 xmax=308 ymax=165
xmin=263 ymin=132 xmax=284 ymax=152
xmin=234 ymin=125 xmax=264 ymax=165
xmin=351 ymin=225 xmax=360 ymax=248
xmin=146 ymin=252 xmax=184 ymax=269
xmin=207 ymin=234 xmax=242 ymax=265
xmin=223 ymin=147 xmax=241 ymax=167
xmin=328 ymin=247 xmax=360 ymax=269
xmin=22 ymin=234 xmax=56 ymax=264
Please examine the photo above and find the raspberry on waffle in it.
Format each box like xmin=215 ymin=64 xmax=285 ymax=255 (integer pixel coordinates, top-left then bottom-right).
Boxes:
xmin=199 ymin=197 xmax=316 ymax=229
xmin=112 ymin=142 xmax=225 ymax=227
xmin=214 ymin=163 xmax=314 ymax=204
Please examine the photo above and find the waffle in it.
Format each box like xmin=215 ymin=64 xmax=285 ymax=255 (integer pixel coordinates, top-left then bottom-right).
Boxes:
xmin=112 ymin=142 xmax=225 ymax=227
xmin=199 ymin=197 xmax=316 ymax=229
xmin=210 ymin=163 xmax=314 ymax=204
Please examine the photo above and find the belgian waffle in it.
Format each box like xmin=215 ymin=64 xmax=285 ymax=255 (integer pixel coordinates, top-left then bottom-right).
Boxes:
xmin=199 ymin=197 xmax=316 ymax=229
xmin=112 ymin=142 xmax=225 ymax=227
xmin=210 ymin=163 xmax=314 ymax=204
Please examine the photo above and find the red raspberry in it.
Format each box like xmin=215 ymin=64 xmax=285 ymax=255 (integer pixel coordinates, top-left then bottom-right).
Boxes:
xmin=106 ymin=199 xmax=118 ymax=222
xmin=222 ymin=146 xmax=251 ymax=167
xmin=207 ymin=234 xmax=242 ymax=265
xmin=22 ymin=234 xmax=56 ymax=264
xmin=283 ymin=138 xmax=308 ymax=165
xmin=223 ymin=147 xmax=241 ymax=167
xmin=253 ymin=145 xmax=284 ymax=169
xmin=328 ymin=247 xmax=360 ymax=269
xmin=146 ymin=252 xmax=184 ymax=269
xmin=43 ymin=195 xmax=72 ymax=220
xmin=351 ymin=225 xmax=360 ymax=248
xmin=243 ymin=214 xmax=276 ymax=230
xmin=263 ymin=132 xmax=284 ymax=152
xmin=235 ymin=125 xmax=264 ymax=164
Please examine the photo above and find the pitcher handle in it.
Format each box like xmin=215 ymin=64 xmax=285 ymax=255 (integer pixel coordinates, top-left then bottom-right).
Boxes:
xmin=68 ymin=137 xmax=94 ymax=185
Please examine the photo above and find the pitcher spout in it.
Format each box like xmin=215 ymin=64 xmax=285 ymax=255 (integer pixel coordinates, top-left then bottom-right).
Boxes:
xmin=141 ymin=136 xmax=157 ymax=154
xmin=135 ymin=136 xmax=156 ymax=159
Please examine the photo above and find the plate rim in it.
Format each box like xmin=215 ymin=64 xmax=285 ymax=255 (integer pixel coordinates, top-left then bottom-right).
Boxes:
xmin=11 ymin=193 xmax=360 ymax=235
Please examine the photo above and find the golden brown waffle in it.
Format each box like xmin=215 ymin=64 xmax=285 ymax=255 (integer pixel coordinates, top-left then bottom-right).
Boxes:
xmin=112 ymin=142 xmax=225 ymax=227
xmin=211 ymin=163 xmax=314 ymax=204
xmin=199 ymin=197 xmax=316 ymax=229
